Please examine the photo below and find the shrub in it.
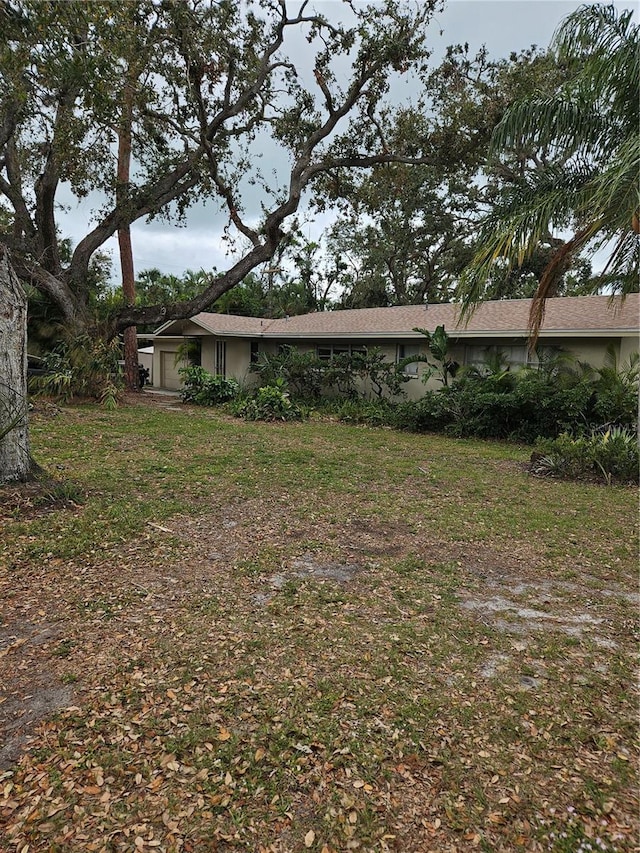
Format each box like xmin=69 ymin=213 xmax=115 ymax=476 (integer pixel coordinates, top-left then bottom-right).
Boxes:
xmin=179 ymin=365 xmax=239 ymax=406
xmin=252 ymin=347 xmax=324 ymax=400
xmin=532 ymin=427 xmax=639 ymax=484
xmin=388 ymin=392 xmax=452 ymax=433
xmin=33 ymin=336 xmax=123 ymax=405
xmin=348 ymin=348 xmax=409 ymax=399
xmin=236 ymin=380 xmax=306 ymax=421
xmin=589 ymin=352 xmax=639 ymax=428
xmin=252 ymin=346 xmax=409 ymax=402
xmin=328 ymin=398 xmax=393 ymax=426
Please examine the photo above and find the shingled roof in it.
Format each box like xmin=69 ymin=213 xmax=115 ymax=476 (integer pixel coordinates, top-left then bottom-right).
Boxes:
xmin=156 ymin=294 xmax=639 ymax=340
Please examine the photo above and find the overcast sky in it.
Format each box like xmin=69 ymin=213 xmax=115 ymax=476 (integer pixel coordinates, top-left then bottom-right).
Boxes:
xmin=59 ymin=0 xmax=635 ymax=284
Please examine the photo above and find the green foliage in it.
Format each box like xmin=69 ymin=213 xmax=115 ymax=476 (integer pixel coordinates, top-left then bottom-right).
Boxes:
xmin=389 ymin=353 xmax=640 ymax=443
xmin=388 ymin=393 xmax=452 ymax=434
xmin=253 ymin=347 xmax=325 ymax=400
xmin=33 ymin=336 xmax=123 ymax=405
xmin=591 ymin=349 xmax=639 ymax=427
xmin=235 ymin=380 xmax=306 ymax=422
xmin=178 ymin=365 xmax=240 ymax=406
xmin=318 ymin=44 xmax=585 ymax=309
xmin=410 ymin=325 xmax=458 ymax=386
xmin=136 ymin=269 xmax=209 ymax=306
xmin=349 ymin=348 xmax=409 ymax=399
xmin=253 ymin=346 xmax=408 ymax=402
xmin=532 ymin=428 xmax=639 ymax=485
xmin=322 ymin=398 xmax=392 ymax=427
xmin=461 ymin=5 xmax=640 ymax=331
xmin=2 ymin=0 xmax=438 ymax=337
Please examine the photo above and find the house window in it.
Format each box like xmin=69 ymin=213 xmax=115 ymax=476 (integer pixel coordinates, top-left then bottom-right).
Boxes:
xmin=316 ymin=344 xmax=366 ymax=360
xmin=215 ymin=341 xmax=227 ymax=376
xmin=250 ymin=341 xmax=259 ymax=364
xmin=464 ymin=344 xmax=530 ymax=371
xmin=398 ymin=344 xmax=420 ymax=376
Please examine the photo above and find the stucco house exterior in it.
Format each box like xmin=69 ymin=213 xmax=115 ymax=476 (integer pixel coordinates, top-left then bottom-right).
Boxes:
xmin=147 ymin=294 xmax=640 ymax=399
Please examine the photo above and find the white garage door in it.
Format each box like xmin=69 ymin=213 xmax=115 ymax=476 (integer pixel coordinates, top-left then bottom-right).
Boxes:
xmin=160 ymin=351 xmax=183 ymax=390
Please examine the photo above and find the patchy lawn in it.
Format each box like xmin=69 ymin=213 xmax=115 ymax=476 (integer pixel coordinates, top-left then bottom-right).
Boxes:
xmin=1 ymin=395 xmax=638 ymax=853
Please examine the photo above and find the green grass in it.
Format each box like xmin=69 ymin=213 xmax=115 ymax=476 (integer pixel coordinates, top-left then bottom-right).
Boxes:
xmin=0 ymin=399 xmax=637 ymax=853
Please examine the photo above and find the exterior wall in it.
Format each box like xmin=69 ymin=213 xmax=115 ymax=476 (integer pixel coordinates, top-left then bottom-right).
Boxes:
xmin=619 ymin=335 xmax=640 ymax=365
xmin=200 ymin=337 xmax=216 ymax=376
xmin=455 ymin=335 xmax=630 ymax=372
xmin=153 ymin=332 xmax=638 ymax=393
xmin=200 ymin=337 xmax=255 ymax=384
xmin=538 ymin=336 xmax=637 ymax=368
xmin=552 ymin=337 xmax=615 ymax=368
xmin=227 ymin=338 xmax=253 ymax=384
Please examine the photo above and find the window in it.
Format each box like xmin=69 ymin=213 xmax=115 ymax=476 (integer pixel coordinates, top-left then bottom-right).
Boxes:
xmin=250 ymin=341 xmax=259 ymax=364
xmin=398 ymin=343 xmax=420 ymax=376
xmin=316 ymin=344 xmax=366 ymax=360
xmin=464 ymin=344 xmax=531 ymax=371
xmin=215 ymin=340 xmax=226 ymax=376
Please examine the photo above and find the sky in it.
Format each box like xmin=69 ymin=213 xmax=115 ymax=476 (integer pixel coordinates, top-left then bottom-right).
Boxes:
xmin=58 ymin=0 xmax=634 ymax=284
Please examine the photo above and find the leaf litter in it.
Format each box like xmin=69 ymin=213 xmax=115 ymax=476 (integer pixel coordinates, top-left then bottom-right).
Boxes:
xmin=0 ymin=397 xmax=638 ymax=852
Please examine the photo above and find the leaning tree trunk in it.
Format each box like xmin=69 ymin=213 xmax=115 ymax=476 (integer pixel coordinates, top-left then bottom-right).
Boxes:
xmin=0 ymin=248 xmax=31 ymax=482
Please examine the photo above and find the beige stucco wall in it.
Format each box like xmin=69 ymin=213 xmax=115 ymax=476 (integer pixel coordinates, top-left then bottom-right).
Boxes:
xmin=152 ymin=332 xmax=638 ymax=393
xmin=201 ymin=337 xmax=255 ymax=384
xmin=619 ymin=335 xmax=640 ymax=365
xmin=538 ymin=336 xmax=638 ymax=368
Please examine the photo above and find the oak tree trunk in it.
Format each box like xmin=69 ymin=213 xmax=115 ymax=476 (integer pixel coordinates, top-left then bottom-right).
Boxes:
xmin=0 ymin=249 xmax=31 ymax=483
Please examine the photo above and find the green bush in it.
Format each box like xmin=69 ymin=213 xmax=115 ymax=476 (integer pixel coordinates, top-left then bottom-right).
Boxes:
xmin=532 ymin=427 xmax=639 ymax=484
xmin=33 ymin=336 xmax=123 ymax=405
xmin=235 ymin=380 xmax=306 ymax=422
xmin=253 ymin=347 xmax=324 ymax=400
xmin=253 ymin=345 xmax=408 ymax=402
xmin=344 ymin=348 xmax=409 ymax=399
xmin=179 ymin=365 xmax=240 ymax=406
xmin=327 ymin=398 xmax=393 ymax=426
xmin=388 ymin=393 xmax=452 ymax=433
xmin=588 ymin=349 xmax=639 ymax=427
xmin=442 ymin=372 xmax=595 ymax=442
xmin=389 ymin=365 xmax=636 ymax=443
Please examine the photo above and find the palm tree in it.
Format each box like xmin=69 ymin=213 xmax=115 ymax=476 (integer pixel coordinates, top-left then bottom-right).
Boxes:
xmin=460 ymin=4 xmax=639 ymax=341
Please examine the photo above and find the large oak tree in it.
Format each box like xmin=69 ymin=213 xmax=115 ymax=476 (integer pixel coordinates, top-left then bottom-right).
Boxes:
xmin=0 ymin=0 xmax=442 ymax=337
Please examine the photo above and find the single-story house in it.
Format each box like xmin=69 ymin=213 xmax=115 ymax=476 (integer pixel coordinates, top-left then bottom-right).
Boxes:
xmin=147 ymin=294 xmax=639 ymax=400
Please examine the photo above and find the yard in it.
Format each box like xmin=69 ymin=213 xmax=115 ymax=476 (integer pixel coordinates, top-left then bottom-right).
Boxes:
xmin=0 ymin=395 xmax=638 ymax=853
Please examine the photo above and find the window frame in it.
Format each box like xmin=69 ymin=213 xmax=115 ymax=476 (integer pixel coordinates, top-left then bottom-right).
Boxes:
xmin=397 ymin=343 xmax=420 ymax=377
xmin=215 ymin=340 xmax=227 ymax=377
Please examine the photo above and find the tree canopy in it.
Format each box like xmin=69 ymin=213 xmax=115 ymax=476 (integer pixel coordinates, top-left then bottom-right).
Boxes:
xmin=0 ymin=0 xmax=441 ymax=336
xmin=459 ymin=3 xmax=640 ymax=337
xmin=314 ymin=42 xmax=593 ymax=309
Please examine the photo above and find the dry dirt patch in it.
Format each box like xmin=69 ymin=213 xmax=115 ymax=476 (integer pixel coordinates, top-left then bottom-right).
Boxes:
xmin=0 ymin=622 xmax=73 ymax=770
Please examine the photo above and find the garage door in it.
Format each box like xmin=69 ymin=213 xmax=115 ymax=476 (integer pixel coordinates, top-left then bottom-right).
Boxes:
xmin=160 ymin=351 xmax=183 ymax=390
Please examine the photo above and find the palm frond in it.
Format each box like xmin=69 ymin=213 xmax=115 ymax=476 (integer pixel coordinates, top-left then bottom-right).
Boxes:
xmin=461 ymin=4 xmax=639 ymax=332
xmin=528 ymin=223 xmax=598 ymax=346
xmin=490 ymin=98 xmax=607 ymax=161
